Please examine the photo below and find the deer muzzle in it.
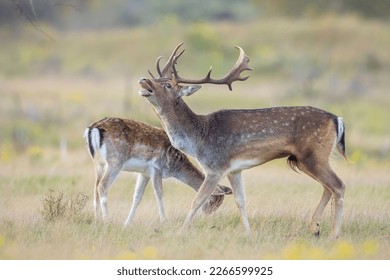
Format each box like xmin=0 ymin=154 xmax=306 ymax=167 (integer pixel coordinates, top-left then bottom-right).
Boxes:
xmin=138 ymin=78 xmax=153 ymax=97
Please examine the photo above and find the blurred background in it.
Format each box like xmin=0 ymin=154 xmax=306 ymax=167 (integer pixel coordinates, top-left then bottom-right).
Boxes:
xmin=0 ymin=0 xmax=389 ymax=260
xmin=0 ymin=0 xmax=389 ymax=172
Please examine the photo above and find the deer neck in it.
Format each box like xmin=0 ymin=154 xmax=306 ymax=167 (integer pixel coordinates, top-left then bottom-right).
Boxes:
xmin=171 ymin=158 xmax=204 ymax=192
xmin=153 ymin=98 xmax=204 ymax=157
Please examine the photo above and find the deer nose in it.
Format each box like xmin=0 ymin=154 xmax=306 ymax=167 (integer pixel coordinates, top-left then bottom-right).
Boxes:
xmin=138 ymin=77 xmax=148 ymax=84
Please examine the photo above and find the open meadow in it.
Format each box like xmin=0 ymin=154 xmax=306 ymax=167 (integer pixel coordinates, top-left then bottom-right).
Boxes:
xmin=0 ymin=16 xmax=389 ymax=259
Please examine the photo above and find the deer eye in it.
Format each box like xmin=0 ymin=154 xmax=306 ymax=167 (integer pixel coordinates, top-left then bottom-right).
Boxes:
xmin=163 ymin=83 xmax=172 ymax=89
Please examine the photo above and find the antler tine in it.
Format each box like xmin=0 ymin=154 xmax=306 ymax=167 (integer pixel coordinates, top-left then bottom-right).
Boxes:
xmin=173 ymin=45 xmax=252 ymax=91
xmin=232 ymin=46 xmax=253 ymax=78
xmin=159 ymin=42 xmax=185 ymax=78
xmin=156 ymin=56 xmax=163 ymax=77
xmin=148 ymin=69 xmax=156 ymax=79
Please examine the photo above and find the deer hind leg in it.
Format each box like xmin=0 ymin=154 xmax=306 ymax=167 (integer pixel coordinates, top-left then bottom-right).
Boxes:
xmin=124 ymin=173 xmax=150 ymax=226
xmin=228 ymin=171 xmax=251 ymax=236
xmin=181 ymin=173 xmax=222 ymax=231
xmin=329 ymin=175 xmax=346 ymax=239
xmin=97 ymin=168 xmax=120 ymax=223
xmin=94 ymin=164 xmax=105 ymax=221
xmin=310 ymin=187 xmax=332 ymax=237
xmin=299 ymin=157 xmax=346 ymax=239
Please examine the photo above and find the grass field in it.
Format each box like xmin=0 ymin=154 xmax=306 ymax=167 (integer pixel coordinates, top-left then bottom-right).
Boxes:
xmin=0 ymin=16 xmax=389 ymax=259
xmin=0 ymin=153 xmax=389 ymax=259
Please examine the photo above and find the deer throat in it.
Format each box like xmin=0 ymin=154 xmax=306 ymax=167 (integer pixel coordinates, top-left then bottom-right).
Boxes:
xmin=167 ymin=132 xmax=196 ymax=157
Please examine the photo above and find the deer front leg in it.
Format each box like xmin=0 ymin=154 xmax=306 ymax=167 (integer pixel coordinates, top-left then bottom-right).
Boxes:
xmin=228 ymin=171 xmax=251 ymax=236
xmin=181 ymin=173 xmax=222 ymax=231
xmin=124 ymin=173 xmax=150 ymax=226
xmin=150 ymin=169 xmax=165 ymax=223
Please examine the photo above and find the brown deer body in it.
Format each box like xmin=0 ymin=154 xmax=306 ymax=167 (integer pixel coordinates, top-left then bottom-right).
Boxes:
xmin=138 ymin=43 xmax=346 ymax=238
xmin=84 ymin=117 xmax=232 ymax=225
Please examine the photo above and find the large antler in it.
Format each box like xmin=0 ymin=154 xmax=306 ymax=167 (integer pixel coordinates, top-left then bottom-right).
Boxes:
xmin=149 ymin=42 xmax=185 ymax=79
xmin=172 ymin=45 xmax=252 ymax=91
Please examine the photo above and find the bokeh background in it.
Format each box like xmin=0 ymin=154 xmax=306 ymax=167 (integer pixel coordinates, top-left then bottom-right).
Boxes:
xmin=0 ymin=0 xmax=389 ymax=259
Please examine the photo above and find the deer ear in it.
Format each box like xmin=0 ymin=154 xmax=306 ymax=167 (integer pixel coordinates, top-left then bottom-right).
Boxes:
xmin=179 ymin=85 xmax=202 ymax=97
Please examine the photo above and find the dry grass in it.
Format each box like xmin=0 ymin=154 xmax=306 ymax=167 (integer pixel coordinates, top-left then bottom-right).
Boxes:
xmin=0 ymin=149 xmax=389 ymax=259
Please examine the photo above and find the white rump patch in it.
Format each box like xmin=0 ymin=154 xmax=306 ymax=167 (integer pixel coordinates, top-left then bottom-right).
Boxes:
xmin=90 ymin=128 xmax=100 ymax=148
xmin=89 ymin=128 xmax=107 ymax=161
xmin=337 ymin=117 xmax=345 ymax=142
xmin=99 ymin=143 xmax=107 ymax=161
xmin=83 ymin=128 xmax=89 ymax=143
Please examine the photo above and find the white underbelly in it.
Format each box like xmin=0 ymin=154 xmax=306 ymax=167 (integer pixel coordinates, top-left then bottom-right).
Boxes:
xmin=122 ymin=157 xmax=151 ymax=174
xmin=228 ymin=158 xmax=263 ymax=172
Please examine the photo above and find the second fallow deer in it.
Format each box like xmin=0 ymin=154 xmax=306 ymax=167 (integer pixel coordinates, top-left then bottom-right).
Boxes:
xmin=84 ymin=117 xmax=232 ymax=226
xmin=138 ymin=43 xmax=347 ymax=238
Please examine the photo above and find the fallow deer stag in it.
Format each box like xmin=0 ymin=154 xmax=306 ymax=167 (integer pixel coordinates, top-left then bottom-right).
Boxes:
xmin=84 ymin=117 xmax=232 ymax=225
xmin=138 ymin=43 xmax=347 ymax=238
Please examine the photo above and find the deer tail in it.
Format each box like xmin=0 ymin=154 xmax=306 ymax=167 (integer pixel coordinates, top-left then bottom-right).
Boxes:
xmin=84 ymin=127 xmax=104 ymax=158
xmin=335 ymin=117 xmax=347 ymax=159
